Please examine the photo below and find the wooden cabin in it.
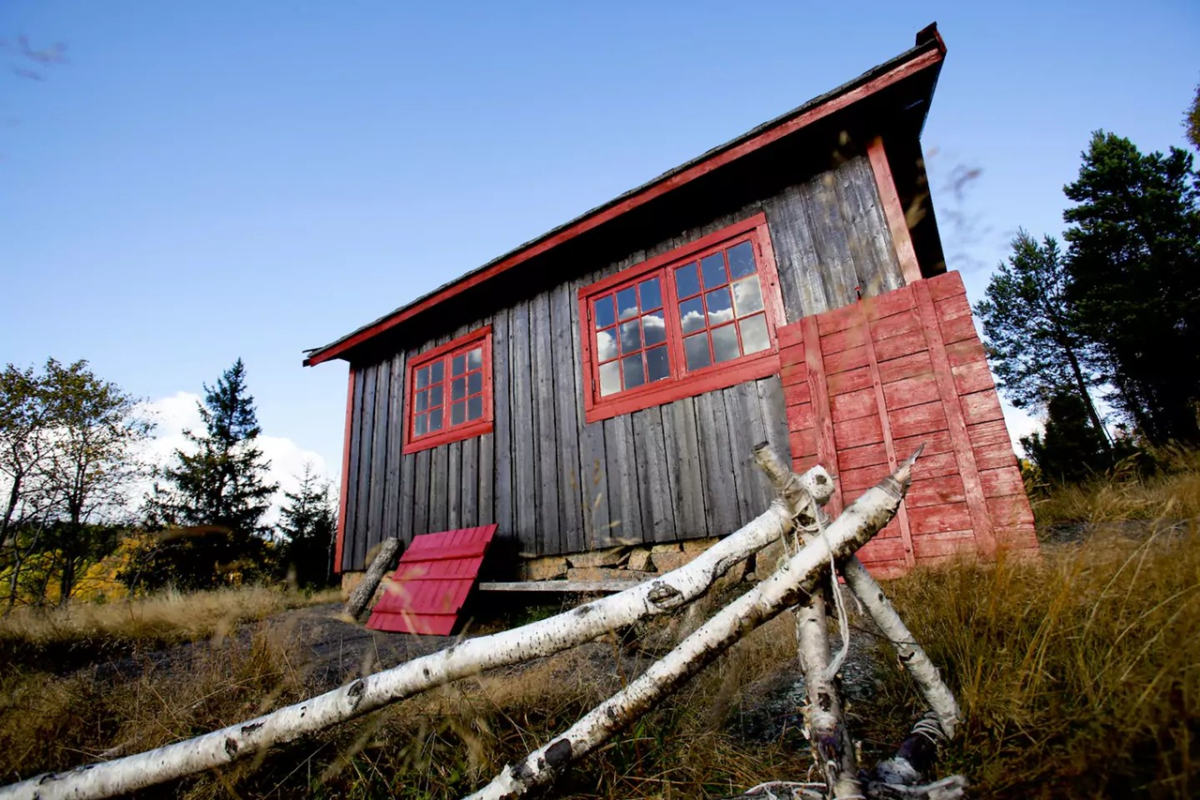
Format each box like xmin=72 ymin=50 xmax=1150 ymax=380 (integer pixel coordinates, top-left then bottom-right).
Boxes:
xmin=305 ymin=25 xmax=1038 ymax=585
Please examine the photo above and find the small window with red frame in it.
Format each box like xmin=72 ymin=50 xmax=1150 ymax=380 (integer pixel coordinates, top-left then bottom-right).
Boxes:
xmin=404 ymin=327 xmax=493 ymax=453
xmin=579 ymin=215 xmax=782 ymax=422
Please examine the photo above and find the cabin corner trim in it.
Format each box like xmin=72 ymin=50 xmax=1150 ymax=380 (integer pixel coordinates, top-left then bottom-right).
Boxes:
xmin=867 ymin=136 xmax=923 ymax=285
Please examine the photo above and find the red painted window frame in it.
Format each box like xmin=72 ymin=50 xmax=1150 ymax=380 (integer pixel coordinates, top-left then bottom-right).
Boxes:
xmin=402 ymin=326 xmax=494 ymax=455
xmin=578 ymin=214 xmax=785 ymax=423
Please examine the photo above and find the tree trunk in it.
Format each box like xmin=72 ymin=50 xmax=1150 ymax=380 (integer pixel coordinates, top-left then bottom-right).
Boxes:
xmin=754 ymin=445 xmax=860 ymax=797
xmin=468 ymin=455 xmax=914 ymax=799
xmin=840 ymin=560 xmax=960 ymax=739
xmin=343 ymin=537 xmax=400 ymax=620
xmin=1061 ymin=341 xmax=1110 ymax=450
xmin=0 ymin=472 xmax=21 ymax=549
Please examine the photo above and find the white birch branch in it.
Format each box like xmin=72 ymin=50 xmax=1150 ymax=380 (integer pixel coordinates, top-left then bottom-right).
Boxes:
xmin=753 ymin=446 xmax=860 ymax=798
xmin=840 ymin=560 xmax=960 ymax=739
xmin=753 ymin=445 xmax=960 ymax=740
xmin=468 ymin=454 xmax=915 ymax=800
xmin=343 ymin=537 xmax=401 ymax=620
xmin=0 ymin=500 xmax=797 ymax=800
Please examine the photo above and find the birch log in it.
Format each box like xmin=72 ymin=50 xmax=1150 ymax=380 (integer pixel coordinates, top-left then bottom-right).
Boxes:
xmin=343 ymin=537 xmax=401 ymax=620
xmin=753 ymin=445 xmax=860 ymax=798
xmin=468 ymin=453 xmax=915 ymax=800
xmin=840 ymin=560 xmax=960 ymax=739
xmin=753 ymin=446 xmax=960 ymax=740
xmin=0 ymin=498 xmax=797 ymax=800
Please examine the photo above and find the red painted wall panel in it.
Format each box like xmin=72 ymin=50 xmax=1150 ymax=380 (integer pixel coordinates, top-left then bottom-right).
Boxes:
xmin=777 ymin=270 xmax=1038 ymax=576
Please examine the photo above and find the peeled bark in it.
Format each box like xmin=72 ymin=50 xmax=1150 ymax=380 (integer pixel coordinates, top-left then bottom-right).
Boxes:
xmin=468 ymin=456 xmax=914 ymax=799
xmin=0 ymin=498 xmax=797 ymax=800
xmin=343 ymin=537 xmax=401 ymax=620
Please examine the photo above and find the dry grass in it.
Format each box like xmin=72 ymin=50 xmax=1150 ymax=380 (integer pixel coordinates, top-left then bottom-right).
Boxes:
xmin=7 ymin=537 xmax=1199 ymax=797
xmin=859 ymin=528 xmax=1200 ymax=798
xmin=0 ymin=597 xmax=809 ymax=798
xmin=0 ymin=616 xmax=315 ymax=787
xmin=0 ymin=585 xmax=339 ymax=669
xmin=1034 ymin=470 xmax=1200 ymax=527
xmin=4 ymin=464 xmax=1200 ymax=797
xmin=1033 ymin=445 xmax=1200 ymax=528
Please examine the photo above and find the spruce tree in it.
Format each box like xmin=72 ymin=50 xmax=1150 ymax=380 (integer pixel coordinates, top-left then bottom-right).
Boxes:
xmin=143 ymin=359 xmax=278 ymax=588
xmin=277 ymin=463 xmax=336 ymax=588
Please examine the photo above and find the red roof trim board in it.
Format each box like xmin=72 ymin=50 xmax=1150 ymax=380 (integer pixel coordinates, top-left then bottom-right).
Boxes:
xmin=366 ymin=524 xmax=498 ymax=635
xmin=303 ymin=30 xmax=946 ymax=367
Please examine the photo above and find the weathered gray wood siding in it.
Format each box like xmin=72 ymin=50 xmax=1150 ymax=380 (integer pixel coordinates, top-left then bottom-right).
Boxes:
xmin=339 ymin=155 xmax=900 ymax=571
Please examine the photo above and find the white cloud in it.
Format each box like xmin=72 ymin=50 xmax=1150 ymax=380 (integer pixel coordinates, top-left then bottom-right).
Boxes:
xmin=135 ymin=392 xmax=336 ymax=527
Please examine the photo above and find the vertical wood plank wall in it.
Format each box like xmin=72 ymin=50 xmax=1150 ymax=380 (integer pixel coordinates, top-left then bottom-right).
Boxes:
xmin=339 ymin=155 xmax=903 ymax=571
xmin=779 ymin=271 xmax=1038 ymax=577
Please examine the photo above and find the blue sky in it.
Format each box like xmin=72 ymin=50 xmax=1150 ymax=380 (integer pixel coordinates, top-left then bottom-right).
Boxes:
xmin=2 ymin=1 xmax=1197 ymax=491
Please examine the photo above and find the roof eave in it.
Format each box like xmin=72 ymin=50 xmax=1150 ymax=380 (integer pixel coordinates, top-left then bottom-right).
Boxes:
xmin=304 ymin=27 xmax=946 ymax=367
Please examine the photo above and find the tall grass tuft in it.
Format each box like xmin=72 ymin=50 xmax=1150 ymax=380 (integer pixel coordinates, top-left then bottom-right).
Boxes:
xmin=860 ymin=528 xmax=1200 ymax=798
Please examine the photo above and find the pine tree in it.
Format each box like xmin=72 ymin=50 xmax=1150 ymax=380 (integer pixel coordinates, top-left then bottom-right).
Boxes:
xmin=143 ymin=359 xmax=278 ymax=588
xmin=1021 ymin=391 xmax=1112 ymax=486
xmin=1064 ymin=132 xmax=1200 ymax=445
xmin=277 ymin=463 xmax=336 ymax=589
xmin=975 ymin=231 xmax=1109 ymax=445
xmin=1186 ymin=81 xmax=1200 ymax=152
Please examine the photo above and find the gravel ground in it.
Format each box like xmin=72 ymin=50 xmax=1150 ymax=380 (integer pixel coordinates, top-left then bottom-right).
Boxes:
xmin=88 ymin=603 xmax=455 ymax=689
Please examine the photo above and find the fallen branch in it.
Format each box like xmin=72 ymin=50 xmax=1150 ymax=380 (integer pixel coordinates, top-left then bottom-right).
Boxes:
xmin=0 ymin=498 xmax=796 ymax=800
xmin=467 ymin=452 xmax=915 ymax=799
xmin=343 ymin=537 xmax=401 ymax=620
xmin=840 ymin=560 xmax=960 ymax=739
xmin=754 ymin=446 xmax=860 ymax=798
xmin=754 ymin=445 xmax=960 ymax=740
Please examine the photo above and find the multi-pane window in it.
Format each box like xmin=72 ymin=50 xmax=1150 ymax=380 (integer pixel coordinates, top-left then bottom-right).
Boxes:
xmin=404 ymin=327 xmax=493 ymax=453
xmin=673 ymin=240 xmax=772 ymax=371
xmin=579 ymin=214 xmax=783 ymax=422
xmin=593 ymin=275 xmax=670 ymax=396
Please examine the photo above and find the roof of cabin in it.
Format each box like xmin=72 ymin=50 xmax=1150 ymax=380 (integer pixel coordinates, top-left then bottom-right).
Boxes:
xmin=304 ymin=24 xmax=946 ymax=367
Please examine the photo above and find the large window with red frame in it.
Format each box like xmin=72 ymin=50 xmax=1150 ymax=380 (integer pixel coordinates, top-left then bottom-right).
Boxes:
xmin=580 ymin=214 xmax=783 ymax=421
xmin=403 ymin=327 xmax=493 ymax=454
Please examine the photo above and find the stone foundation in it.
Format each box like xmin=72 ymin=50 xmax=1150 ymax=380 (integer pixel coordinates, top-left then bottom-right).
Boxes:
xmin=518 ymin=538 xmax=738 ymax=584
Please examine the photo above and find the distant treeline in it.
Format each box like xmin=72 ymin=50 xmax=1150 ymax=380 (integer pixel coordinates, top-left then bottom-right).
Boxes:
xmin=0 ymin=358 xmax=336 ymax=610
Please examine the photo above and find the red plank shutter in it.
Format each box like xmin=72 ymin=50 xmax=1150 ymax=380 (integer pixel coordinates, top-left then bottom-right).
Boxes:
xmin=366 ymin=524 xmax=498 ymax=635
